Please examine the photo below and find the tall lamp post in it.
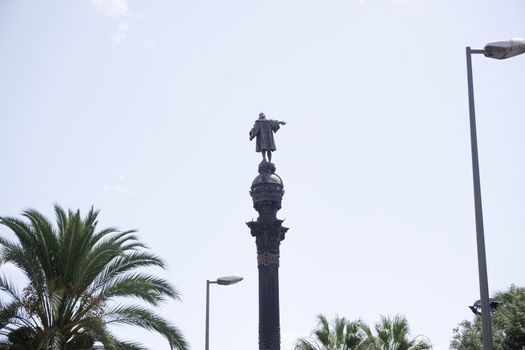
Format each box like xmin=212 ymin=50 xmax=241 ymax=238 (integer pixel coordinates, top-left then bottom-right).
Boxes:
xmin=466 ymin=38 xmax=525 ymax=350
xmin=205 ymin=275 xmax=243 ymax=350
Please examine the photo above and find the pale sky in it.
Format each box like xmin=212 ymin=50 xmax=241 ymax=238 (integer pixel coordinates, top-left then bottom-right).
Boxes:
xmin=1 ymin=0 xmax=525 ymax=349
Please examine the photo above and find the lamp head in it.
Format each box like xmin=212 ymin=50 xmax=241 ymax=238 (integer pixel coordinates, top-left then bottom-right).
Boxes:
xmin=468 ymin=298 xmax=501 ymax=315
xmin=216 ymin=276 xmax=244 ymax=285
xmin=484 ymin=38 xmax=525 ymax=59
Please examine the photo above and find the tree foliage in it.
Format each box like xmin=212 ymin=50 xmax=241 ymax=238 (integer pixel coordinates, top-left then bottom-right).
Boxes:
xmin=0 ymin=205 xmax=187 ymax=350
xmin=450 ymin=285 xmax=525 ymax=350
xmin=295 ymin=314 xmax=432 ymax=350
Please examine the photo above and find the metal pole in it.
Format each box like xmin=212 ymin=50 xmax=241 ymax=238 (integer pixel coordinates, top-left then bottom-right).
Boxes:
xmin=466 ymin=46 xmax=493 ymax=350
xmin=205 ymin=280 xmax=211 ymax=350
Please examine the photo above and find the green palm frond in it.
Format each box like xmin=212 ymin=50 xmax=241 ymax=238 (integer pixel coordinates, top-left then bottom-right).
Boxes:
xmin=98 ymin=273 xmax=179 ymax=305
xmin=93 ymin=251 xmax=166 ymax=290
xmin=0 ymin=300 xmax=19 ymax=331
xmin=105 ymin=305 xmax=187 ymax=350
xmin=294 ymin=337 xmax=320 ymax=350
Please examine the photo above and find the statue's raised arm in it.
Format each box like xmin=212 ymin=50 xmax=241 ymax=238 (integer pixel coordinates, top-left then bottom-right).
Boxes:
xmin=249 ymin=112 xmax=286 ymax=163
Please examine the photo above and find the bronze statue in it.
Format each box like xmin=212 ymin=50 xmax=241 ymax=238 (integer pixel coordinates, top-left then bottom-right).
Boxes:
xmin=249 ymin=113 xmax=286 ymax=163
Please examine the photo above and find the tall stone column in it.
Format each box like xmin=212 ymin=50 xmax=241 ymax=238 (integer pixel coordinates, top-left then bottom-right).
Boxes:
xmin=247 ymin=162 xmax=288 ymax=350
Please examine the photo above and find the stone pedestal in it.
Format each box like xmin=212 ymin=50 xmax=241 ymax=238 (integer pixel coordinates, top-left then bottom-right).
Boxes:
xmin=247 ymin=162 xmax=288 ymax=350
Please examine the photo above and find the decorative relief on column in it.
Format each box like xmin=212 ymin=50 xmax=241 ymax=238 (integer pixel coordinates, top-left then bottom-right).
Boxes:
xmin=247 ymin=220 xmax=288 ymax=255
xmin=259 ymin=326 xmax=281 ymax=350
xmin=257 ymin=252 xmax=280 ymax=266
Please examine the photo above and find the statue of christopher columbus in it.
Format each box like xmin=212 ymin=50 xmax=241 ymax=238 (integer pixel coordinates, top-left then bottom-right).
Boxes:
xmin=249 ymin=112 xmax=286 ymax=163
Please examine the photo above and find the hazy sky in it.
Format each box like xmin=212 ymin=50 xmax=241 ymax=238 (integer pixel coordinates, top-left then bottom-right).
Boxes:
xmin=1 ymin=0 xmax=525 ymax=349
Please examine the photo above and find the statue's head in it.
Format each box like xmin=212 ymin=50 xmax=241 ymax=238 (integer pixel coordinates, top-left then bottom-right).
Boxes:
xmin=258 ymin=112 xmax=266 ymax=119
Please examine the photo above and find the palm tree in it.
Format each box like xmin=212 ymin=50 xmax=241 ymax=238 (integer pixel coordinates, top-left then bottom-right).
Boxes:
xmin=369 ymin=315 xmax=431 ymax=350
xmin=294 ymin=314 xmax=372 ymax=350
xmin=0 ymin=205 xmax=187 ymax=350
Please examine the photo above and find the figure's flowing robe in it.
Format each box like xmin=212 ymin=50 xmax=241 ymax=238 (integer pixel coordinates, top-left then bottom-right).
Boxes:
xmin=250 ymin=119 xmax=281 ymax=152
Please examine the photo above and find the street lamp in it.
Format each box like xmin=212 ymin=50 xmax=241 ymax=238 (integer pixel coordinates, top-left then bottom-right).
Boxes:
xmin=469 ymin=298 xmax=501 ymax=316
xmin=205 ymin=275 xmax=243 ymax=350
xmin=465 ymin=38 xmax=525 ymax=350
